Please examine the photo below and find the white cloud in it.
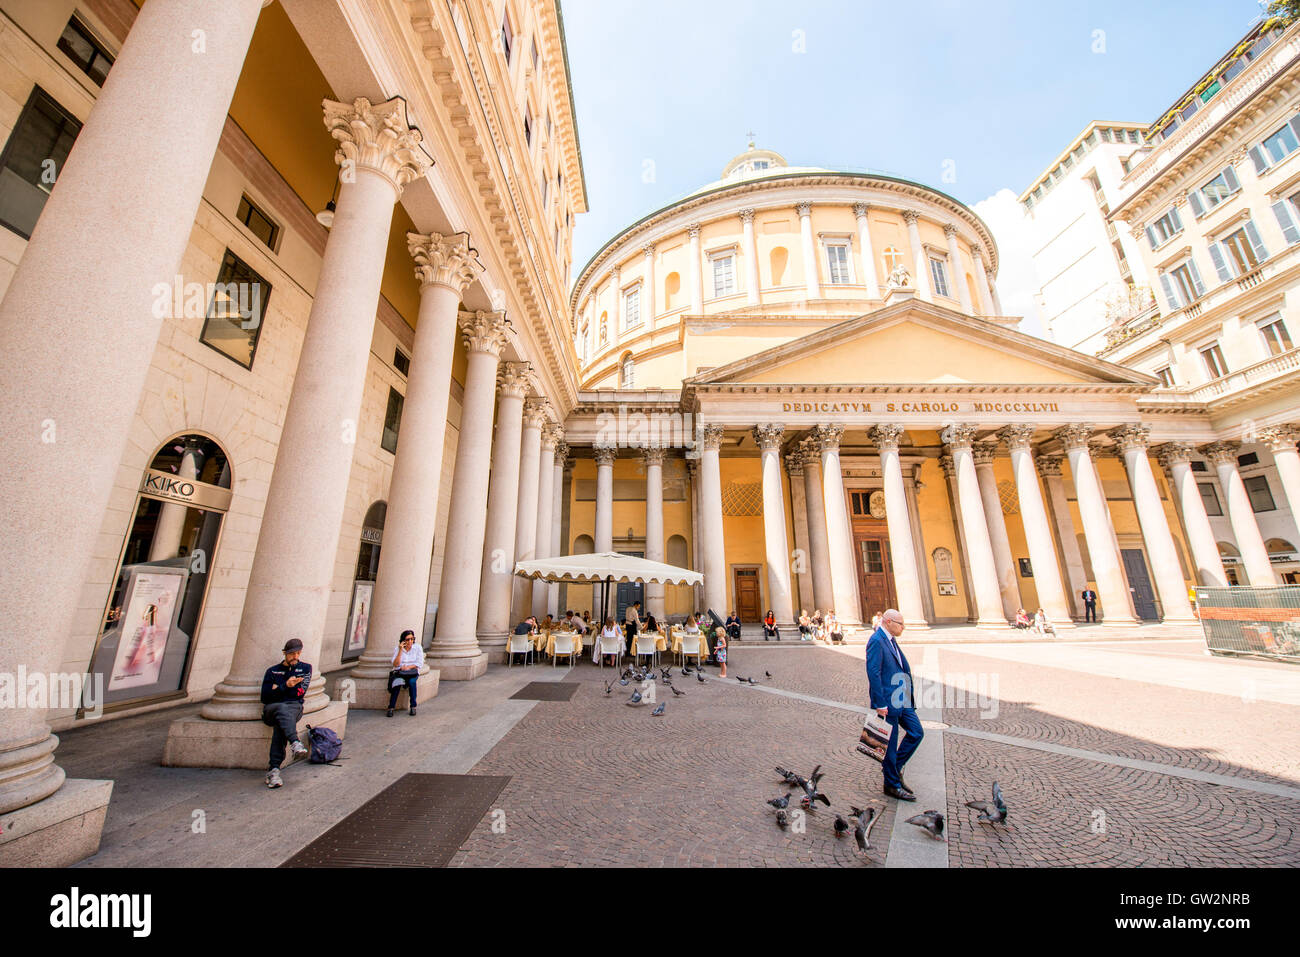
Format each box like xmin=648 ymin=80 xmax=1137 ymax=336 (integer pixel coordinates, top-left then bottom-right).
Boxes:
xmin=973 ymin=188 xmax=1046 ymax=340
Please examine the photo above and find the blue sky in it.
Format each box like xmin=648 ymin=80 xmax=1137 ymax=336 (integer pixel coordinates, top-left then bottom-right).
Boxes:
xmin=560 ymin=0 xmax=1269 ymax=330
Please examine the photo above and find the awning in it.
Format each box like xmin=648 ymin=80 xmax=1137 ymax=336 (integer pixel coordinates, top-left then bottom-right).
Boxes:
xmin=513 ymin=552 xmax=703 ymax=586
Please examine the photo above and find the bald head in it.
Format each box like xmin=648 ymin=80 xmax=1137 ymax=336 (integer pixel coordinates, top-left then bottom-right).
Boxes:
xmin=881 ymin=609 xmax=905 ymax=636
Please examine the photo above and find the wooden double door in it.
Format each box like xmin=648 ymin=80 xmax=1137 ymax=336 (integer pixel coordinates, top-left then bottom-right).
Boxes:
xmin=852 ymin=519 xmax=897 ymax=624
xmin=733 ymin=567 xmax=761 ymax=621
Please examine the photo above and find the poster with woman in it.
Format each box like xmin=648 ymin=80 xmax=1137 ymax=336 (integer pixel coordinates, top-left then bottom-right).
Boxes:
xmin=344 ymin=580 xmax=373 ymax=657
xmin=108 ymin=569 xmax=184 ymax=691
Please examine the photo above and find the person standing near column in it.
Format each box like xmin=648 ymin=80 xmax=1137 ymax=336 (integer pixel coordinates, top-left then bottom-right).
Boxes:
xmin=1081 ymin=587 xmax=1098 ymax=623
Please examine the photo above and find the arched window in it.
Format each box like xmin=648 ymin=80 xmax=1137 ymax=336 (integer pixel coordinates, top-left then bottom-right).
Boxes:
xmin=620 ymin=352 xmax=635 ymax=388
xmin=1265 ymin=538 xmax=1295 ymax=554
xmin=664 ymin=271 xmax=680 ymax=310
xmin=882 ymin=245 xmax=904 ymax=274
xmin=343 ymin=501 xmax=387 ymax=661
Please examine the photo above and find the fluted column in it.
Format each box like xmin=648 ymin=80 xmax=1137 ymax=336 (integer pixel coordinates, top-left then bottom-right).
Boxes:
xmin=355 ymin=233 xmax=484 ymax=702
xmin=815 ymin=425 xmax=862 ymax=626
xmin=853 ymin=203 xmax=880 ymax=299
xmin=945 ymin=224 xmax=974 ymax=313
xmin=941 ymin=425 xmax=1007 ymax=627
xmin=797 ymin=202 xmax=822 ymax=300
xmin=786 ymin=451 xmax=812 ymax=612
xmin=1156 ymin=444 xmax=1228 ymax=587
xmin=0 ymin=0 xmax=269 ymax=833
xmin=871 ymin=425 xmax=929 ymax=628
xmin=687 ymin=223 xmax=703 ymax=313
xmin=202 ymin=96 xmax=432 ymax=721
xmin=643 ymin=445 xmax=667 ymax=620
xmin=903 ymin=210 xmax=932 ymax=301
xmin=548 ymin=442 xmax=566 ymax=617
xmin=1203 ymin=442 xmax=1277 ymax=586
xmin=754 ymin=425 xmax=795 ymax=626
xmin=1037 ymin=455 xmax=1088 ymax=616
xmin=940 ymin=454 xmax=977 ymax=621
xmin=1000 ymin=426 xmax=1075 ymax=628
xmin=643 ymin=243 xmax=657 ymax=321
xmin=511 ymin=399 xmax=547 ymax=622
xmin=741 ymin=208 xmax=761 ymax=305
xmin=699 ymin=426 xmax=728 ymax=615
xmin=1109 ymin=425 xmax=1196 ymax=622
xmin=531 ymin=426 xmax=559 ymax=619
xmin=611 ymin=265 xmax=623 ymax=331
xmin=1260 ymin=427 xmax=1300 ymax=524
xmin=688 ymin=458 xmax=703 ymax=610
xmin=971 ymin=245 xmax=995 ymax=316
xmin=1056 ymin=425 xmax=1138 ymax=624
xmin=800 ymin=440 xmax=835 ymax=613
xmin=148 ymin=437 xmax=206 ymax=561
xmin=475 ymin=363 xmax=532 ymax=659
xmin=972 ymin=444 xmax=1021 ymax=619
xmin=428 ymin=312 xmax=511 ymax=679
xmin=594 ymin=444 xmax=616 ymax=552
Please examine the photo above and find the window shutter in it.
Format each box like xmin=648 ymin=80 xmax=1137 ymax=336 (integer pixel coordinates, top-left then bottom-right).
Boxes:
xmin=1146 ymin=226 xmax=1158 ymax=249
xmin=1244 ymin=219 xmax=1269 ymax=262
xmin=1187 ymin=259 xmax=1207 ymax=298
xmin=1249 ymin=145 xmax=1269 ymax=174
xmin=1272 ymin=199 xmax=1300 ymax=244
xmin=1289 ymin=115 xmax=1300 ymax=145
xmin=1169 ymin=205 xmax=1184 ymax=231
xmin=1187 ymin=189 xmax=1205 ymax=217
xmin=1159 ymin=272 xmax=1180 ymax=310
xmin=1223 ymin=165 xmax=1241 ymax=193
xmin=1208 ymin=243 xmax=1233 ymax=282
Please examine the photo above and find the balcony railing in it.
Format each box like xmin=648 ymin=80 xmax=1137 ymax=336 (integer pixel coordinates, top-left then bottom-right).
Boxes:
xmin=1183 ymin=347 xmax=1300 ymax=402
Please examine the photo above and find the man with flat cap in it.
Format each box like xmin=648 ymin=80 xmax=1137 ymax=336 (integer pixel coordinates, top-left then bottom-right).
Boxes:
xmin=261 ymin=638 xmax=312 ymax=789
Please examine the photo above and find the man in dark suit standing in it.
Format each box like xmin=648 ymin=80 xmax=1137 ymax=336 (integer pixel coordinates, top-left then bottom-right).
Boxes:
xmin=865 ymin=609 xmax=922 ymax=801
xmin=1081 ymin=588 xmax=1098 ymax=623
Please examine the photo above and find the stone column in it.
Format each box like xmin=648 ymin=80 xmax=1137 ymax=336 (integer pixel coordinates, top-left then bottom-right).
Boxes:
xmin=700 ymin=426 xmax=728 ymax=616
xmin=971 ymin=245 xmax=995 ymax=316
xmin=903 ymin=463 xmax=937 ymax=624
xmin=1037 ymin=455 xmax=1088 ymax=617
xmin=754 ymin=425 xmax=795 ymax=627
xmin=1056 ymin=425 xmax=1138 ymax=624
xmin=815 ymin=425 xmax=862 ymax=626
xmin=643 ymin=445 xmax=667 ymax=620
xmin=1260 ymin=427 xmax=1300 ymax=523
xmin=428 ymin=312 xmax=511 ymax=679
xmin=510 ymin=399 xmax=547 ymax=622
xmin=940 ymin=454 xmax=978 ymax=621
xmin=853 ymin=203 xmax=881 ymax=299
xmin=594 ymin=444 xmax=616 ymax=552
xmin=801 ymin=440 xmax=836 ymax=614
xmin=940 ymin=425 xmax=1007 ymax=627
xmin=1156 ymin=443 xmax=1228 ymax=587
xmin=741 ymin=208 xmax=761 ymax=305
xmin=148 ymin=437 xmax=206 ymax=561
xmin=990 ymin=278 xmax=1004 ymax=315
xmin=1203 ymin=442 xmax=1277 ymax=586
xmin=945 ymin=224 xmax=974 ymax=313
xmin=197 ymin=96 xmax=431 ymax=731
xmin=531 ymin=427 xmax=559 ymax=619
xmin=1110 ymin=426 xmax=1197 ymax=623
xmin=871 ymin=425 xmax=929 ymax=628
xmin=687 ymin=223 xmax=703 ymax=313
xmin=474 ymin=363 xmax=531 ymax=661
xmin=973 ymin=444 xmax=1022 ymax=619
xmin=548 ymin=442 xmax=566 ymax=618
xmin=797 ymin=202 xmax=822 ymax=300
xmin=611 ymin=265 xmax=623 ymax=331
xmin=354 ymin=233 xmax=484 ymax=705
xmin=643 ymin=243 xmax=657 ymax=322
xmin=786 ymin=451 xmax=813 ymax=613
xmin=1000 ymin=427 xmax=1075 ymax=627
xmin=688 ymin=458 xmax=703 ymax=611
xmin=0 ymin=0 xmax=269 ymax=856
xmin=903 ymin=210 xmax=932 ymax=300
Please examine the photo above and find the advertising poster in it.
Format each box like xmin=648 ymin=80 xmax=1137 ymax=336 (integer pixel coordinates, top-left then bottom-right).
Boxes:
xmin=345 ymin=580 xmax=374 ymax=656
xmin=108 ymin=569 xmax=184 ymax=692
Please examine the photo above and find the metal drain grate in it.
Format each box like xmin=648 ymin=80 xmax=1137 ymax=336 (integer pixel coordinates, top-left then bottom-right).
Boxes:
xmin=509 ymin=681 xmax=580 ymax=701
xmin=280 ymin=773 xmax=510 ymax=867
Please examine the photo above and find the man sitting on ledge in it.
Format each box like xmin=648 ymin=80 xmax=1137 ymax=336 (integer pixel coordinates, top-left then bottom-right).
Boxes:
xmin=262 ymin=638 xmax=312 ymax=789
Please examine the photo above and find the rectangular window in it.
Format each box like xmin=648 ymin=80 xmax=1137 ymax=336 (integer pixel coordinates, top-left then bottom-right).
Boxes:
xmin=1169 ymin=260 xmax=1204 ymax=304
xmin=523 ymin=105 xmax=532 ymax=148
xmin=57 ymin=17 xmax=114 ymax=86
xmin=712 ymin=254 xmax=735 ymax=297
xmin=1146 ymin=206 xmax=1183 ymax=248
xmin=1191 ymin=460 xmax=1208 ymax=473
xmin=624 ymin=287 xmax=640 ymax=328
xmin=1238 ymin=452 xmax=1260 ymax=467
xmin=1155 ymin=366 xmax=1175 ymax=388
xmin=1249 ymin=115 xmax=1300 ymax=172
xmin=1194 ymin=166 xmax=1240 ymax=213
xmin=1258 ymin=314 xmax=1293 ymax=355
xmin=0 ymin=87 xmax=83 ymax=239
xmin=1198 ymin=481 xmax=1223 ymax=516
xmin=199 ymin=250 xmax=273 ymax=369
xmin=1200 ymin=342 xmax=1229 ymax=379
xmin=1244 ymin=475 xmax=1276 ymax=512
xmin=501 ymin=11 xmax=513 ymax=64
xmin=826 ymin=243 xmax=851 ymax=284
xmin=540 ymin=171 xmax=548 ymax=209
xmin=530 ymin=37 xmax=539 ymax=72
xmin=381 ymin=387 xmax=404 ymax=454
xmin=393 ymin=348 xmax=410 ymax=377
xmin=929 ymin=257 xmax=950 ymax=297
xmin=236 ymin=195 xmax=279 ymax=251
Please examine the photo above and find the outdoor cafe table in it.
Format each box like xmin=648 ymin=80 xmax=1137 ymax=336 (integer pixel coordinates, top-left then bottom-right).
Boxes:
xmin=543 ymin=631 xmax=582 ymax=658
xmin=669 ymin=627 xmax=707 ymax=658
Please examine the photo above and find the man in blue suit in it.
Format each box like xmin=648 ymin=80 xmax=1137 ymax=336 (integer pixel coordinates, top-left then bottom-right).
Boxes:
xmin=865 ymin=608 xmax=922 ymax=801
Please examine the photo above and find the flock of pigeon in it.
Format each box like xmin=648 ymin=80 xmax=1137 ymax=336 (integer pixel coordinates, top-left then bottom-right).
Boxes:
xmin=604 ymin=663 xmax=774 ymax=715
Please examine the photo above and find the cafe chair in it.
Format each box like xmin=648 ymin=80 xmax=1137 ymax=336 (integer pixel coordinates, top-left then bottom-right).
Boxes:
xmin=506 ymin=633 xmax=534 ymax=667
xmin=598 ymin=632 xmax=623 ymax=669
xmin=551 ymin=632 xmax=577 ymax=668
xmin=633 ymin=634 xmax=659 ymax=670
xmin=678 ymin=632 xmax=703 ymax=669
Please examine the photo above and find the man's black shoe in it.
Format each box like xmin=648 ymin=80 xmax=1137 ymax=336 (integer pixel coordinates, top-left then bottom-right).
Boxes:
xmin=883 ymin=784 xmax=916 ymax=801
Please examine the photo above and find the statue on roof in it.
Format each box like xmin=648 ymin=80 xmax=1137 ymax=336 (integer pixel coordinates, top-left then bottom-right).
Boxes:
xmin=887 ymin=262 xmax=912 ymax=290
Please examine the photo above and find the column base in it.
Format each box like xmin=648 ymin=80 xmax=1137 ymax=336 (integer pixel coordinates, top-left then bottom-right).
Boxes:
xmin=1101 ymin=618 xmax=1141 ymax=627
xmin=426 ymin=653 xmax=487 ymax=681
xmin=344 ymin=666 xmax=440 ymax=710
xmin=975 ymin=619 xmax=1010 ymax=629
xmin=477 ymin=634 xmax=508 ymax=665
xmin=0 ymin=778 xmax=113 ymax=867
xmin=1159 ymin=616 xmax=1200 ymax=626
xmin=162 ymin=699 xmax=349 ymax=769
xmin=1051 ymin=619 xmax=1078 ymax=630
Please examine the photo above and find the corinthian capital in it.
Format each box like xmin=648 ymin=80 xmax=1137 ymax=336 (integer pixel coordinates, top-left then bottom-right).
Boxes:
xmin=852 ymin=202 xmax=870 ymax=219
xmin=543 ymin=425 xmax=565 ymax=449
xmin=786 ymin=450 xmax=805 ymax=476
xmin=1154 ymin=442 xmax=1195 ymax=470
xmin=1108 ymin=424 xmax=1151 ymax=453
xmin=408 ymin=231 xmax=483 ymax=293
xmin=458 ymin=310 xmax=510 ymax=357
xmin=1257 ymin=426 xmax=1300 ymax=453
xmin=943 ymin=223 xmax=959 ymax=239
xmin=813 ymin=424 xmax=844 ymax=452
xmin=641 ymin=444 xmax=667 ymax=467
xmin=869 ymin=424 xmax=906 ymax=451
xmin=701 ymin=424 xmax=726 ymax=451
xmin=523 ymin=397 xmax=550 ymax=430
xmin=939 ymin=423 xmax=977 ymax=450
xmin=1054 ymin=424 xmax=1095 ymax=452
xmin=497 ymin=361 xmax=532 ymax=400
xmin=1200 ymin=441 xmax=1241 ymax=467
xmin=795 ymin=202 xmax=813 ymax=218
xmin=901 ymin=209 xmax=920 ymax=226
xmin=752 ymin=424 xmax=785 ymax=451
xmin=1036 ymin=454 xmax=1063 ymax=477
xmin=999 ymin=424 xmax=1036 ymax=452
xmin=323 ymin=96 xmax=432 ymax=197
xmin=553 ymin=440 xmax=569 ymax=461
xmin=593 ymin=444 xmax=618 ymax=466
xmin=972 ymin=444 xmax=997 ymax=466
xmin=739 ymin=208 xmax=756 ymax=225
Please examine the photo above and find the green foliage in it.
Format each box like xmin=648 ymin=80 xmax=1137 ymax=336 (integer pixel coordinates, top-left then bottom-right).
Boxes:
xmin=1266 ymin=1 xmax=1300 ymax=24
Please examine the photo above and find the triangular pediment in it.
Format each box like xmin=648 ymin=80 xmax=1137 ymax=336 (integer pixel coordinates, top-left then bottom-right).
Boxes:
xmin=685 ymin=299 xmax=1156 ymax=389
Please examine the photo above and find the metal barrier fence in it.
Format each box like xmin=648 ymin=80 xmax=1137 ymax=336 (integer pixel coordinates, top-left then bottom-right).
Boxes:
xmin=1195 ymin=585 xmax=1300 ymax=662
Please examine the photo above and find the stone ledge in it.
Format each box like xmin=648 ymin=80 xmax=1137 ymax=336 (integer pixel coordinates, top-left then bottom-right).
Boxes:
xmin=0 ymin=778 xmax=113 ymax=867
xmin=161 ymin=699 xmax=349 ymax=770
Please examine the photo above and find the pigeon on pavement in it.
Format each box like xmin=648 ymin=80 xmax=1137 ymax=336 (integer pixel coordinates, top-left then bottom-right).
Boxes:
xmin=670 ymin=685 xmax=685 ymax=697
xmin=627 ymin=689 xmax=642 ymax=705
xmin=696 ymin=671 xmax=706 ymax=683
xmin=765 ymin=671 xmax=772 ymax=678
xmin=833 ymin=814 xmax=850 ymax=838
xmin=965 ymin=781 xmax=1008 ymax=825
xmin=650 ymin=702 xmax=665 ymax=716
xmin=775 ymin=809 xmax=789 ymax=830
xmin=905 ymin=810 xmax=946 ymax=841
xmin=776 ymin=766 xmax=799 ymax=787
xmin=767 ymin=794 xmax=790 ymax=809
xmin=853 ymin=807 xmax=879 ymax=852
xmin=604 ymin=680 xmax=614 ymax=696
